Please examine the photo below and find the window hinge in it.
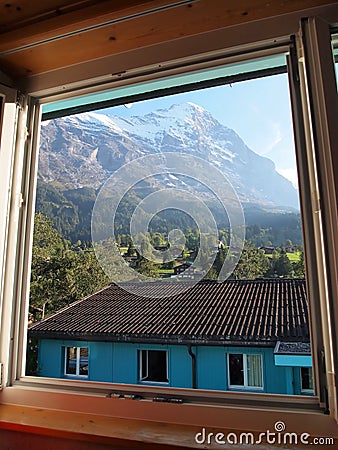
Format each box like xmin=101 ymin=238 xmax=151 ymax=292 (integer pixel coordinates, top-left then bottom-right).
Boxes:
xmin=24 ymin=127 xmax=31 ymax=141
xmin=17 ymin=192 xmax=25 ymax=208
xmin=16 ymin=92 xmax=25 ymax=110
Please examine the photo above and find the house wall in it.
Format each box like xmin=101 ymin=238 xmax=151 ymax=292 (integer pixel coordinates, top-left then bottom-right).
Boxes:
xmin=37 ymin=339 xmax=306 ymax=394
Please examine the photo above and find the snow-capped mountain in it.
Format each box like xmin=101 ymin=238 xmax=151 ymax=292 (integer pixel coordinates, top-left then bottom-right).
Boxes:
xmin=39 ymin=102 xmax=299 ymax=209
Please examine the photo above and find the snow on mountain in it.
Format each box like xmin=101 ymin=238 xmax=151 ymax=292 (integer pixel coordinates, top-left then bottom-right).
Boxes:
xmin=38 ymin=102 xmax=299 ymax=209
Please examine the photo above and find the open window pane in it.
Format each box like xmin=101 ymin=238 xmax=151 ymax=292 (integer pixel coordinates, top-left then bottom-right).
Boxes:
xmin=229 ymin=354 xmax=244 ymax=386
xmin=26 ymin=52 xmax=313 ymax=397
xmin=65 ymin=347 xmax=77 ymax=375
xmin=140 ymin=350 xmax=168 ymax=383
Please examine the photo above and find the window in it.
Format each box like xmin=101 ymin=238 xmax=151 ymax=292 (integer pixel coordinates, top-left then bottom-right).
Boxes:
xmin=0 ymin=11 xmax=334 ymax=442
xmin=25 ymin=49 xmax=312 ymax=397
xmin=301 ymin=367 xmax=314 ymax=394
xmin=64 ymin=347 xmax=88 ymax=377
xmin=228 ymin=354 xmax=263 ymax=389
xmin=139 ymin=350 xmax=168 ymax=383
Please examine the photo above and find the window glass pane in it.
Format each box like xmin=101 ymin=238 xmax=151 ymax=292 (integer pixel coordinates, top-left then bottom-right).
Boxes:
xmin=65 ymin=347 xmax=77 ymax=375
xmin=301 ymin=367 xmax=314 ymax=391
xmin=246 ymin=354 xmax=263 ymax=387
xmin=79 ymin=348 xmax=89 ymax=376
xmin=42 ymin=54 xmax=286 ymax=119
xmin=229 ymin=354 xmax=244 ymax=386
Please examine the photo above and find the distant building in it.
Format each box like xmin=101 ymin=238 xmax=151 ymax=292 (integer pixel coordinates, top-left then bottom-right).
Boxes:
xmin=29 ymin=279 xmax=312 ymax=395
xmin=260 ymin=246 xmax=275 ymax=254
xmin=173 ymin=262 xmax=193 ymax=275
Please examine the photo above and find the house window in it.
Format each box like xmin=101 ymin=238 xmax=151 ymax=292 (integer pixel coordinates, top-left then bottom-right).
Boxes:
xmin=301 ymin=367 xmax=314 ymax=394
xmin=228 ymin=354 xmax=263 ymax=389
xmin=64 ymin=347 xmax=88 ymax=377
xmin=139 ymin=350 xmax=168 ymax=383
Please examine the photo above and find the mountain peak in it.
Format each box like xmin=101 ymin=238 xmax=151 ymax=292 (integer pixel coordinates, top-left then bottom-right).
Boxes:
xmin=39 ymin=102 xmax=299 ymax=209
xmin=169 ymin=102 xmax=206 ymax=113
xmin=165 ymin=102 xmax=211 ymax=119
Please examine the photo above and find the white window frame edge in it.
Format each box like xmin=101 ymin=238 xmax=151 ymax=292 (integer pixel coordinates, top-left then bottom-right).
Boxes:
xmin=139 ymin=350 xmax=148 ymax=381
xmin=295 ymin=16 xmax=338 ymax=421
xmin=0 ymin=17 xmax=337 ymax=427
xmin=0 ymin=92 xmax=40 ymax=387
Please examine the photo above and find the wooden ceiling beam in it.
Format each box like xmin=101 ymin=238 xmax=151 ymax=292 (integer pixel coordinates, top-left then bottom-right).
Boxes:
xmin=0 ymin=0 xmax=337 ymax=81
xmin=0 ymin=0 xmax=189 ymax=51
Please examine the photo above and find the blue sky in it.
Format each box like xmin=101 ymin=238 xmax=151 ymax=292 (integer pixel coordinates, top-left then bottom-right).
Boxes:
xmin=98 ymin=73 xmax=298 ymax=188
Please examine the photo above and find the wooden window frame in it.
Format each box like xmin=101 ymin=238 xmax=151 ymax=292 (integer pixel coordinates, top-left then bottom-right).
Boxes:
xmin=0 ymin=6 xmax=338 ymax=447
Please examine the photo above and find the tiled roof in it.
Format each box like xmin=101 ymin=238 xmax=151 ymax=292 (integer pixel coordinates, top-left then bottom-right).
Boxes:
xmin=29 ymin=279 xmax=309 ymax=346
xmin=274 ymin=341 xmax=311 ymax=355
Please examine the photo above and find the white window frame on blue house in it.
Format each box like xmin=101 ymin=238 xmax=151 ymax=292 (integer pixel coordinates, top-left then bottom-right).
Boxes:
xmin=227 ymin=353 xmax=263 ymax=390
xmin=64 ymin=346 xmax=88 ymax=378
xmin=139 ymin=349 xmax=169 ymax=384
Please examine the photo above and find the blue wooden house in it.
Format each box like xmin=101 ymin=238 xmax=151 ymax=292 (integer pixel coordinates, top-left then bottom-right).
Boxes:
xmin=28 ymin=278 xmax=313 ymax=395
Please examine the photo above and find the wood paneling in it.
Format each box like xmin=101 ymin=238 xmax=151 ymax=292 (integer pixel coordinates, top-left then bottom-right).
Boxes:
xmin=0 ymin=0 xmax=337 ymax=81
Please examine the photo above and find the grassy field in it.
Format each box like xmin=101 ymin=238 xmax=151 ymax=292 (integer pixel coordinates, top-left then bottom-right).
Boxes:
xmin=286 ymin=251 xmax=302 ymax=262
xmin=266 ymin=251 xmax=301 ymax=262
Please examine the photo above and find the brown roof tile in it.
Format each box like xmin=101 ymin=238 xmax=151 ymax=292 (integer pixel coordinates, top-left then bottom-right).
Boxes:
xmin=28 ymin=279 xmax=309 ymax=346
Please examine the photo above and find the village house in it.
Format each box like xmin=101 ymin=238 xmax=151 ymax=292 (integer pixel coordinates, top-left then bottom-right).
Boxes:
xmin=29 ymin=278 xmax=312 ymax=395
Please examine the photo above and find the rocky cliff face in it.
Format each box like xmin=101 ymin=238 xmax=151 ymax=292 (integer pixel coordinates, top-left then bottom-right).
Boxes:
xmin=39 ymin=102 xmax=299 ymax=210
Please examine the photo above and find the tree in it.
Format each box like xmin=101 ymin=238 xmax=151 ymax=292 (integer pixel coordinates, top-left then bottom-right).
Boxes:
xmin=134 ymin=256 xmax=160 ymax=278
xmin=232 ymin=242 xmax=270 ymax=280
xmin=293 ymin=251 xmax=305 ymax=277
xmin=30 ymin=213 xmax=71 ymax=319
xmin=30 ymin=213 xmax=109 ymax=321
xmin=274 ymin=249 xmax=293 ymax=277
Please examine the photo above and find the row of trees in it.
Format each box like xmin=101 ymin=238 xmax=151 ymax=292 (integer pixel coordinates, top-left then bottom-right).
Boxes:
xmin=207 ymin=243 xmax=304 ymax=280
xmin=30 ymin=214 xmax=305 ymax=322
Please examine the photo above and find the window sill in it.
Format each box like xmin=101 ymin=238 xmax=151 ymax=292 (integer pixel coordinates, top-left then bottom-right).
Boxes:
xmin=0 ymin=404 xmax=202 ymax=449
xmin=228 ymin=386 xmax=264 ymax=392
xmin=1 ymin=383 xmax=338 ymax=449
